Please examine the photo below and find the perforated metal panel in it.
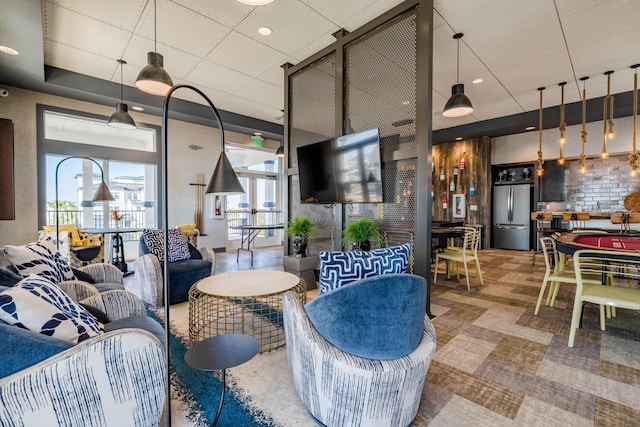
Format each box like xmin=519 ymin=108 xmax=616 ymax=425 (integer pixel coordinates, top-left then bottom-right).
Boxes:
xmin=344 ymin=10 xmax=418 ymax=241
xmin=288 ymin=54 xmax=337 ymax=240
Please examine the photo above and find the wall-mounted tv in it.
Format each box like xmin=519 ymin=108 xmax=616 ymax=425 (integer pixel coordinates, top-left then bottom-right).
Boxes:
xmin=297 ymin=128 xmax=383 ymax=204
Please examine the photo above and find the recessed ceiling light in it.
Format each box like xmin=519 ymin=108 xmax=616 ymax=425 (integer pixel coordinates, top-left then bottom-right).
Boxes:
xmin=0 ymin=45 xmax=19 ymax=55
xmin=402 ymin=101 xmax=410 ymax=105
xmin=455 ymin=137 xmax=463 ymax=141
xmin=236 ymin=0 xmax=275 ymax=5
xmin=131 ymin=106 xmax=144 ymax=112
xmin=472 ymin=78 xmax=483 ymax=84
xmin=525 ymin=126 xmax=535 ymax=131
xmin=258 ymin=26 xmax=273 ymax=36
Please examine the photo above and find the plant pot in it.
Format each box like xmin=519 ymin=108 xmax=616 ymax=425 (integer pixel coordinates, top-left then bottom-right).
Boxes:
xmin=353 ymin=240 xmax=371 ymax=251
xmin=293 ymin=235 xmax=308 ymax=258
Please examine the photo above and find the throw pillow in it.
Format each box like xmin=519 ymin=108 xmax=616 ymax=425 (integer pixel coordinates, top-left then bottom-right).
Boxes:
xmin=71 ymin=268 xmax=96 ymax=284
xmin=0 ymin=265 xmax=22 ymax=288
xmin=142 ymin=228 xmax=191 ymax=262
xmin=0 ymin=274 xmax=103 ymax=343
xmin=42 ymin=224 xmax=83 ymax=246
xmin=318 ymin=243 xmax=410 ymax=294
xmin=4 ymin=238 xmax=75 ymax=284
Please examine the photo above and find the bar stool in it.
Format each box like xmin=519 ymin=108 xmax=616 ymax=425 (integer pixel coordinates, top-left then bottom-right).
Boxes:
xmin=531 ymin=212 xmax=567 ymax=265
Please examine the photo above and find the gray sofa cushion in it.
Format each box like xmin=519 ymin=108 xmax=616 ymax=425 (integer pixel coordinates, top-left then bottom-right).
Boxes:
xmin=104 ymin=316 xmax=166 ymax=347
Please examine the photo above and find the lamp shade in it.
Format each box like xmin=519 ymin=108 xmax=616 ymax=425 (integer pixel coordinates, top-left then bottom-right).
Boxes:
xmin=443 ymin=84 xmax=473 ymax=118
xmin=93 ymin=180 xmax=116 ymax=202
xmin=205 ymin=152 xmax=245 ymax=195
xmin=276 ymin=144 xmax=284 ymax=157
xmin=136 ymin=52 xmax=173 ymax=96
xmin=108 ymin=103 xmax=136 ymax=129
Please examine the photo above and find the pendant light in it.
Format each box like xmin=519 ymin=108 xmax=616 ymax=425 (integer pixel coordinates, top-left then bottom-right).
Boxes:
xmin=536 ymin=87 xmax=545 ymax=177
xmin=442 ymin=33 xmax=473 ymax=118
xmin=579 ymin=77 xmax=589 ymax=173
xmin=630 ymin=64 xmax=639 ymax=175
xmin=136 ymin=0 xmax=173 ymax=96
xmin=557 ymin=82 xmax=566 ymax=165
xmin=601 ymin=70 xmax=615 ymax=159
xmin=108 ymin=59 xmax=136 ymax=129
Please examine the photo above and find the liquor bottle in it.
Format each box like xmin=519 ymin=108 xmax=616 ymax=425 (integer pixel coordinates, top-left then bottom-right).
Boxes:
xmin=453 ymin=160 xmax=459 ymax=176
xmin=459 ymin=156 xmax=465 ymax=170
xmin=432 ymin=161 xmax=435 ymax=173
xmin=442 ymin=196 xmax=448 ymax=209
xmin=431 ymin=185 xmax=434 ymax=201
xmin=449 ymin=177 xmax=455 ymax=192
xmin=469 ymin=180 xmax=476 ymax=197
xmin=439 ymin=167 xmax=445 ymax=182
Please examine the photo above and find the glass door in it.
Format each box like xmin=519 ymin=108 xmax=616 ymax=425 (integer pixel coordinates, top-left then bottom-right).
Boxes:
xmin=225 ymin=172 xmax=282 ymax=249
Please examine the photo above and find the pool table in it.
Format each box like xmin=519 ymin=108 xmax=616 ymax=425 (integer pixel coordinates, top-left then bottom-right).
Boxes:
xmin=555 ymin=232 xmax=640 ymax=256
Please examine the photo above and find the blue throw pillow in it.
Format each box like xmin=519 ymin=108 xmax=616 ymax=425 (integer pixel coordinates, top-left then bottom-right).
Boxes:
xmin=318 ymin=243 xmax=410 ymax=294
xmin=305 ymin=273 xmax=426 ymax=359
xmin=142 ymin=228 xmax=191 ymax=262
xmin=0 ymin=274 xmax=103 ymax=344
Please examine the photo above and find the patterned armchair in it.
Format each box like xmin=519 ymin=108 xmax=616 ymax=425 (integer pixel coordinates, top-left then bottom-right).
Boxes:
xmin=0 ymin=278 xmax=167 ymax=425
xmin=283 ymin=274 xmax=436 ymax=427
xmin=38 ymin=225 xmax=104 ymax=268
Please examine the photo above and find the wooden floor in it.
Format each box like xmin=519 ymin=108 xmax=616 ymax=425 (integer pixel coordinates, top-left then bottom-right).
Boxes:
xmin=128 ymin=246 xmax=640 ymax=425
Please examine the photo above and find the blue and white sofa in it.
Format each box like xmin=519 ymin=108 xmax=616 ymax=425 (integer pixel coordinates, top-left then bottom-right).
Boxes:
xmin=0 ymin=240 xmax=167 ymax=425
xmin=283 ymin=244 xmax=436 ymax=427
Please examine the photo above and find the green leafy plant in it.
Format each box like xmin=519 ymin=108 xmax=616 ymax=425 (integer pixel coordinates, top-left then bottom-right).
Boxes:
xmin=286 ymin=216 xmax=317 ymax=242
xmin=342 ymin=218 xmax=382 ymax=250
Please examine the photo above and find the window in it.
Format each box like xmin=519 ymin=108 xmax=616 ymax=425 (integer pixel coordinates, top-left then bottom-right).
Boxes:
xmin=37 ymin=105 xmax=161 ymax=240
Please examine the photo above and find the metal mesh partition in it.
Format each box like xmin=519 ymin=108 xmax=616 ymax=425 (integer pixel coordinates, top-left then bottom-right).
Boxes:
xmin=288 ymin=54 xmax=337 ymax=243
xmin=344 ymin=10 xmax=418 ymax=245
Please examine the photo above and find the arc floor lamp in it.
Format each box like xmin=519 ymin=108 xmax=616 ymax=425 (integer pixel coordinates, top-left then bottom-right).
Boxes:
xmin=161 ymin=84 xmax=245 ymax=424
xmin=54 ymin=156 xmax=115 ymax=251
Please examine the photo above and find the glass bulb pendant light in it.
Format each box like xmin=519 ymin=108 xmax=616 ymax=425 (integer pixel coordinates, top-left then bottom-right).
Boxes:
xmin=579 ymin=77 xmax=589 ymax=173
xmin=442 ymin=33 xmax=473 ymax=118
xmin=557 ymin=82 xmax=566 ymax=165
xmin=108 ymin=59 xmax=136 ymax=129
xmin=601 ymin=70 xmax=615 ymax=159
xmin=136 ymin=0 xmax=173 ymax=96
xmin=630 ymin=64 xmax=639 ymax=175
xmin=536 ymin=87 xmax=545 ymax=177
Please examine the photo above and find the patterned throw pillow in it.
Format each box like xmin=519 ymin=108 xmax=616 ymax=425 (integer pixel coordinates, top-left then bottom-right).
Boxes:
xmin=4 ymin=238 xmax=75 ymax=284
xmin=142 ymin=228 xmax=191 ymax=262
xmin=318 ymin=243 xmax=410 ymax=294
xmin=0 ymin=274 xmax=103 ymax=343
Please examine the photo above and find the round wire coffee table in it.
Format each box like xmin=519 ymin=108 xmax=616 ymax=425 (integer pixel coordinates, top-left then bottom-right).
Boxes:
xmin=188 ymin=270 xmax=306 ymax=353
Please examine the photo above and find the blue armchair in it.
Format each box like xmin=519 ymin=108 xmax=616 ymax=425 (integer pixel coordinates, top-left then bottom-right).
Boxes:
xmin=283 ymin=273 xmax=436 ymax=427
xmin=134 ymin=234 xmax=215 ymax=306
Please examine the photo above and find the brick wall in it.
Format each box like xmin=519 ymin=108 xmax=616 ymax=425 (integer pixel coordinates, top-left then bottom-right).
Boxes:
xmin=564 ymin=154 xmax=640 ymax=212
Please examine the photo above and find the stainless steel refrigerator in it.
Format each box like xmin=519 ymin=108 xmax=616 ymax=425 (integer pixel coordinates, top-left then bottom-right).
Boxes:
xmin=493 ymin=184 xmax=531 ymax=250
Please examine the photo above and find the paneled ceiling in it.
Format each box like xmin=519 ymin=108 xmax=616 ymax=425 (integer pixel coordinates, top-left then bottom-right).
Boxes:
xmin=1 ymin=0 xmax=640 ymax=141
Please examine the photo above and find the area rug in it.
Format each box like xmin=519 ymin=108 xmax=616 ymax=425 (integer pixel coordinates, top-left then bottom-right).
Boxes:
xmin=152 ymin=303 xmax=314 ymax=427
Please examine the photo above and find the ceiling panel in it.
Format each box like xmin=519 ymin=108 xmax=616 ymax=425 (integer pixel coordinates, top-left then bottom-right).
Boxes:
xmin=187 ymin=60 xmax=254 ymax=95
xmin=236 ymin=0 xmax=336 ymax=57
xmin=6 ymin=0 xmax=640 ymax=139
xmin=206 ymin=31 xmax=290 ymax=78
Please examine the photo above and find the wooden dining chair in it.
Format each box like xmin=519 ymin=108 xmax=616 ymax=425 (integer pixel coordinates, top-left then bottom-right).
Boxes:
xmin=568 ymin=249 xmax=640 ymax=347
xmin=433 ymin=230 xmax=483 ymax=291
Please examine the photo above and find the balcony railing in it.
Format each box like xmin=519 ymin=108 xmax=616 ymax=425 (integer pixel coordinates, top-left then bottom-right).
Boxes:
xmin=45 ymin=209 xmax=148 ymax=241
xmin=226 ymin=210 xmax=281 ymax=239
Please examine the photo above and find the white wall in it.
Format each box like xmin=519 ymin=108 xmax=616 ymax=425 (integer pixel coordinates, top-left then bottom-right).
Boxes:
xmin=0 ymin=85 xmax=273 ymax=250
xmin=492 ymin=115 xmax=636 ymax=165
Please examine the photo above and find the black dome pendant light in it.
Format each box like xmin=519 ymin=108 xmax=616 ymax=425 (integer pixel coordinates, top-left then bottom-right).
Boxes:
xmin=443 ymin=33 xmax=474 ymax=118
xmin=108 ymin=59 xmax=136 ymax=129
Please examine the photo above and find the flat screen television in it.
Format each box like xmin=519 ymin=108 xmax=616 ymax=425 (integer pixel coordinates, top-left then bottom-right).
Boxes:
xmin=297 ymin=128 xmax=383 ymax=204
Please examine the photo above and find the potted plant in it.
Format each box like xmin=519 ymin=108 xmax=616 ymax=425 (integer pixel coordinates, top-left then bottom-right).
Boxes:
xmin=286 ymin=216 xmax=317 ymax=258
xmin=342 ymin=218 xmax=382 ymax=251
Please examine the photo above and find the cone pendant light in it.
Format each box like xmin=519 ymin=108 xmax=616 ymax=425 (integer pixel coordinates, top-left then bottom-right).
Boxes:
xmin=443 ymin=33 xmax=473 ymax=118
xmin=136 ymin=0 xmax=173 ymax=96
xmin=108 ymin=59 xmax=136 ymax=129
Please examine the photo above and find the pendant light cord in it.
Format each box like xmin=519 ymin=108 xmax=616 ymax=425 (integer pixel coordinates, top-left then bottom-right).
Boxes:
xmin=580 ymin=77 xmax=588 ymax=171
xmin=456 ymin=36 xmax=460 ymax=84
xmin=119 ymin=61 xmax=124 ymax=102
xmin=631 ymin=65 xmax=639 ymax=171
xmin=154 ymin=0 xmax=157 ymax=52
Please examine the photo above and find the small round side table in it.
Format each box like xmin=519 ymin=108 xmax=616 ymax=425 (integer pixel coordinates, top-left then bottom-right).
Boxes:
xmin=185 ymin=334 xmax=259 ymax=426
